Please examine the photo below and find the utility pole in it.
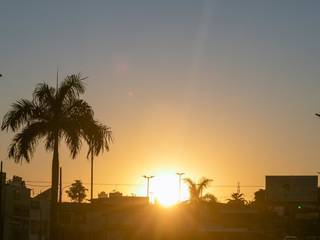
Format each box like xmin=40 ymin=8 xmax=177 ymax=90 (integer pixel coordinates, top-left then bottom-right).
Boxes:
xmin=59 ymin=167 xmax=62 ymax=203
xmin=143 ymin=175 xmax=154 ymax=198
xmin=237 ymin=181 xmax=240 ymax=194
xmin=90 ymin=148 xmax=94 ymax=202
xmin=176 ymin=172 xmax=185 ymax=202
xmin=0 ymin=161 xmax=4 ymax=240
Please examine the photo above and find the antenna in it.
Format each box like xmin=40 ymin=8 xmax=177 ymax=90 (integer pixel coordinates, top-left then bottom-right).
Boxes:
xmin=56 ymin=66 xmax=59 ymax=94
xmin=237 ymin=181 xmax=241 ymax=194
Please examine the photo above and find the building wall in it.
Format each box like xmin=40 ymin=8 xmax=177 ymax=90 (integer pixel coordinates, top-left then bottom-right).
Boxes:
xmin=2 ymin=176 xmax=31 ymax=240
xmin=29 ymin=199 xmax=50 ymax=240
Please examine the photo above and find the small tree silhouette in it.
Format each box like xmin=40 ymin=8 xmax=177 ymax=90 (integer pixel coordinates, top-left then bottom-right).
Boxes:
xmin=203 ymin=193 xmax=218 ymax=204
xmin=227 ymin=192 xmax=247 ymax=206
xmin=66 ymin=180 xmax=88 ymax=203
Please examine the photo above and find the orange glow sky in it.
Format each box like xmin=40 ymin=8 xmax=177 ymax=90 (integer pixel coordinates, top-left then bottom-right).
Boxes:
xmin=1 ymin=1 xmax=320 ymax=202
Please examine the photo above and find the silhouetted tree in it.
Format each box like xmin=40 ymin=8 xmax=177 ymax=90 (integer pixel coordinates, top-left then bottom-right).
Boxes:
xmin=98 ymin=191 xmax=108 ymax=199
xmin=66 ymin=180 xmax=88 ymax=203
xmin=227 ymin=192 xmax=247 ymax=206
xmin=87 ymin=122 xmax=112 ymax=201
xmin=184 ymin=177 xmax=212 ymax=203
xmin=1 ymin=74 xmax=112 ymax=240
xmin=254 ymin=189 xmax=265 ymax=201
xmin=254 ymin=189 xmax=265 ymax=203
xmin=203 ymin=193 xmax=218 ymax=204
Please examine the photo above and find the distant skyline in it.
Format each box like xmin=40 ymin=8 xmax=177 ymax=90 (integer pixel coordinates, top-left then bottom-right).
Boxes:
xmin=1 ymin=0 xmax=320 ymax=201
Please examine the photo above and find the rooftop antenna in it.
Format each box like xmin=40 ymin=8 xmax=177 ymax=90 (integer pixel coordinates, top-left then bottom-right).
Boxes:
xmin=56 ymin=66 xmax=59 ymax=95
xmin=237 ymin=181 xmax=241 ymax=194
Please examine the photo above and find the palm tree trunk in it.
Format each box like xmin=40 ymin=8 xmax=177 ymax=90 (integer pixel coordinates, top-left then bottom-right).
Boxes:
xmin=90 ymin=149 xmax=93 ymax=202
xmin=49 ymin=136 xmax=59 ymax=240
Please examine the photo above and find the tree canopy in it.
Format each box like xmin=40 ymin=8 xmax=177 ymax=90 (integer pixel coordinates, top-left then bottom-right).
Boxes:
xmin=66 ymin=180 xmax=88 ymax=203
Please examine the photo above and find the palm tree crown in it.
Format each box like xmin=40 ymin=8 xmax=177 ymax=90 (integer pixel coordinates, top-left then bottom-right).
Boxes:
xmin=2 ymin=74 xmax=111 ymax=161
xmin=1 ymin=73 xmax=112 ymax=240
xmin=184 ymin=177 xmax=212 ymax=203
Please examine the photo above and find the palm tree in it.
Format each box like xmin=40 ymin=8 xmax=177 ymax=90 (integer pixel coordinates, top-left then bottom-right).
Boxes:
xmin=1 ymin=74 xmax=112 ymax=240
xmin=86 ymin=122 xmax=112 ymax=201
xmin=227 ymin=192 xmax=247 ymax=206
xmin=184 ymin=177 xmax=212 ymax=203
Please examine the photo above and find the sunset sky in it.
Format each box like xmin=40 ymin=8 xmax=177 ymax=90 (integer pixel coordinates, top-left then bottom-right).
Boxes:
xmin=1 ymin=0 xmax=320 ymax=202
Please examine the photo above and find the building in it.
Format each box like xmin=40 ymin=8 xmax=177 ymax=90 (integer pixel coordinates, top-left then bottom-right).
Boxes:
xmin=265 ymin=175 xmax=320 ymax=237
xmin=29 ymin=189 xmax=51 ymax=240
xmin=266 ymin=176 xmax=318 ymax=203
xmin=2 ymin=175 xmax=31 ymax=240
xmin=0 ymin=171 xmax=50 ymax=240
xmin=58 ymin=192 xmax=151 ymax=240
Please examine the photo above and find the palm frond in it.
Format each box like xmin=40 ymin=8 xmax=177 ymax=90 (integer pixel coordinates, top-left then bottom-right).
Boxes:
xmin=184 ymin=178 xmax=198 ymax=201
xmin=197 ymin=177 xmax=212 ymax=191
xmin=1 ymin=99 xmax=36 ymax=131
xmin=84 ymin=120 xmax=113 ymax=158
xmin=65 ymin=99 xmax=94 ymax=120
xmin=57 ymin=73 xmax=86 ymax=103
xmin=8 ymin=121 xmax=48 ymax=162
xmin=92 ymin=123 xmax=112 ymax=154
xmin=61 ymin=120 xmax=82 ymax=158
xmin=45 ymin=131 xmax=58 ymax=151
xmin=33 ymin=83 xmax=55 ymax=107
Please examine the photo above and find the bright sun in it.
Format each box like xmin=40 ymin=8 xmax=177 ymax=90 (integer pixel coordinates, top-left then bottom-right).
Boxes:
xmin=150 ymin=174 xmax=189 ymax=207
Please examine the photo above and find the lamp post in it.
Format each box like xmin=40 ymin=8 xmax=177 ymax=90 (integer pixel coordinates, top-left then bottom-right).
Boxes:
xmin=90 ymin=146 xmax=94 ymax=202
xmin=176 ymin=172 xmax=185 ymax=202
xmin=143 ymin=175 xmax=154 ymax=198
xmin=59 ymin=167 xmax=62 ymax=203
xmin=0 ymin=161 xmax=3 ymax=240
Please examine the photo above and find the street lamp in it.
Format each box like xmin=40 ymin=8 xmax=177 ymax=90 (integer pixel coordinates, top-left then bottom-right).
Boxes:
xmin=143 ymin=175 xmax=154 ymax=198
xmin=176 ymin=172 xmax=185 ymax=202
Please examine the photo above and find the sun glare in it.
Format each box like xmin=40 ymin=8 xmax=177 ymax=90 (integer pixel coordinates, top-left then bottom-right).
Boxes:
xmin=150 ymin=173 xmax=189 ymax=207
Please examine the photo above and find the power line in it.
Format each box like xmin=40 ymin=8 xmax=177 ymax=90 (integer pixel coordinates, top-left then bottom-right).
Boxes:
xmin=26 ymin=184 xmax=51 ymax=187
xmin=25 ymin=181 xmax=264 ymax=187
xmin=25 ymin=181 xmax=144 ymax=186
xmin=24 ymin=182 xmax=264 ymax=188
